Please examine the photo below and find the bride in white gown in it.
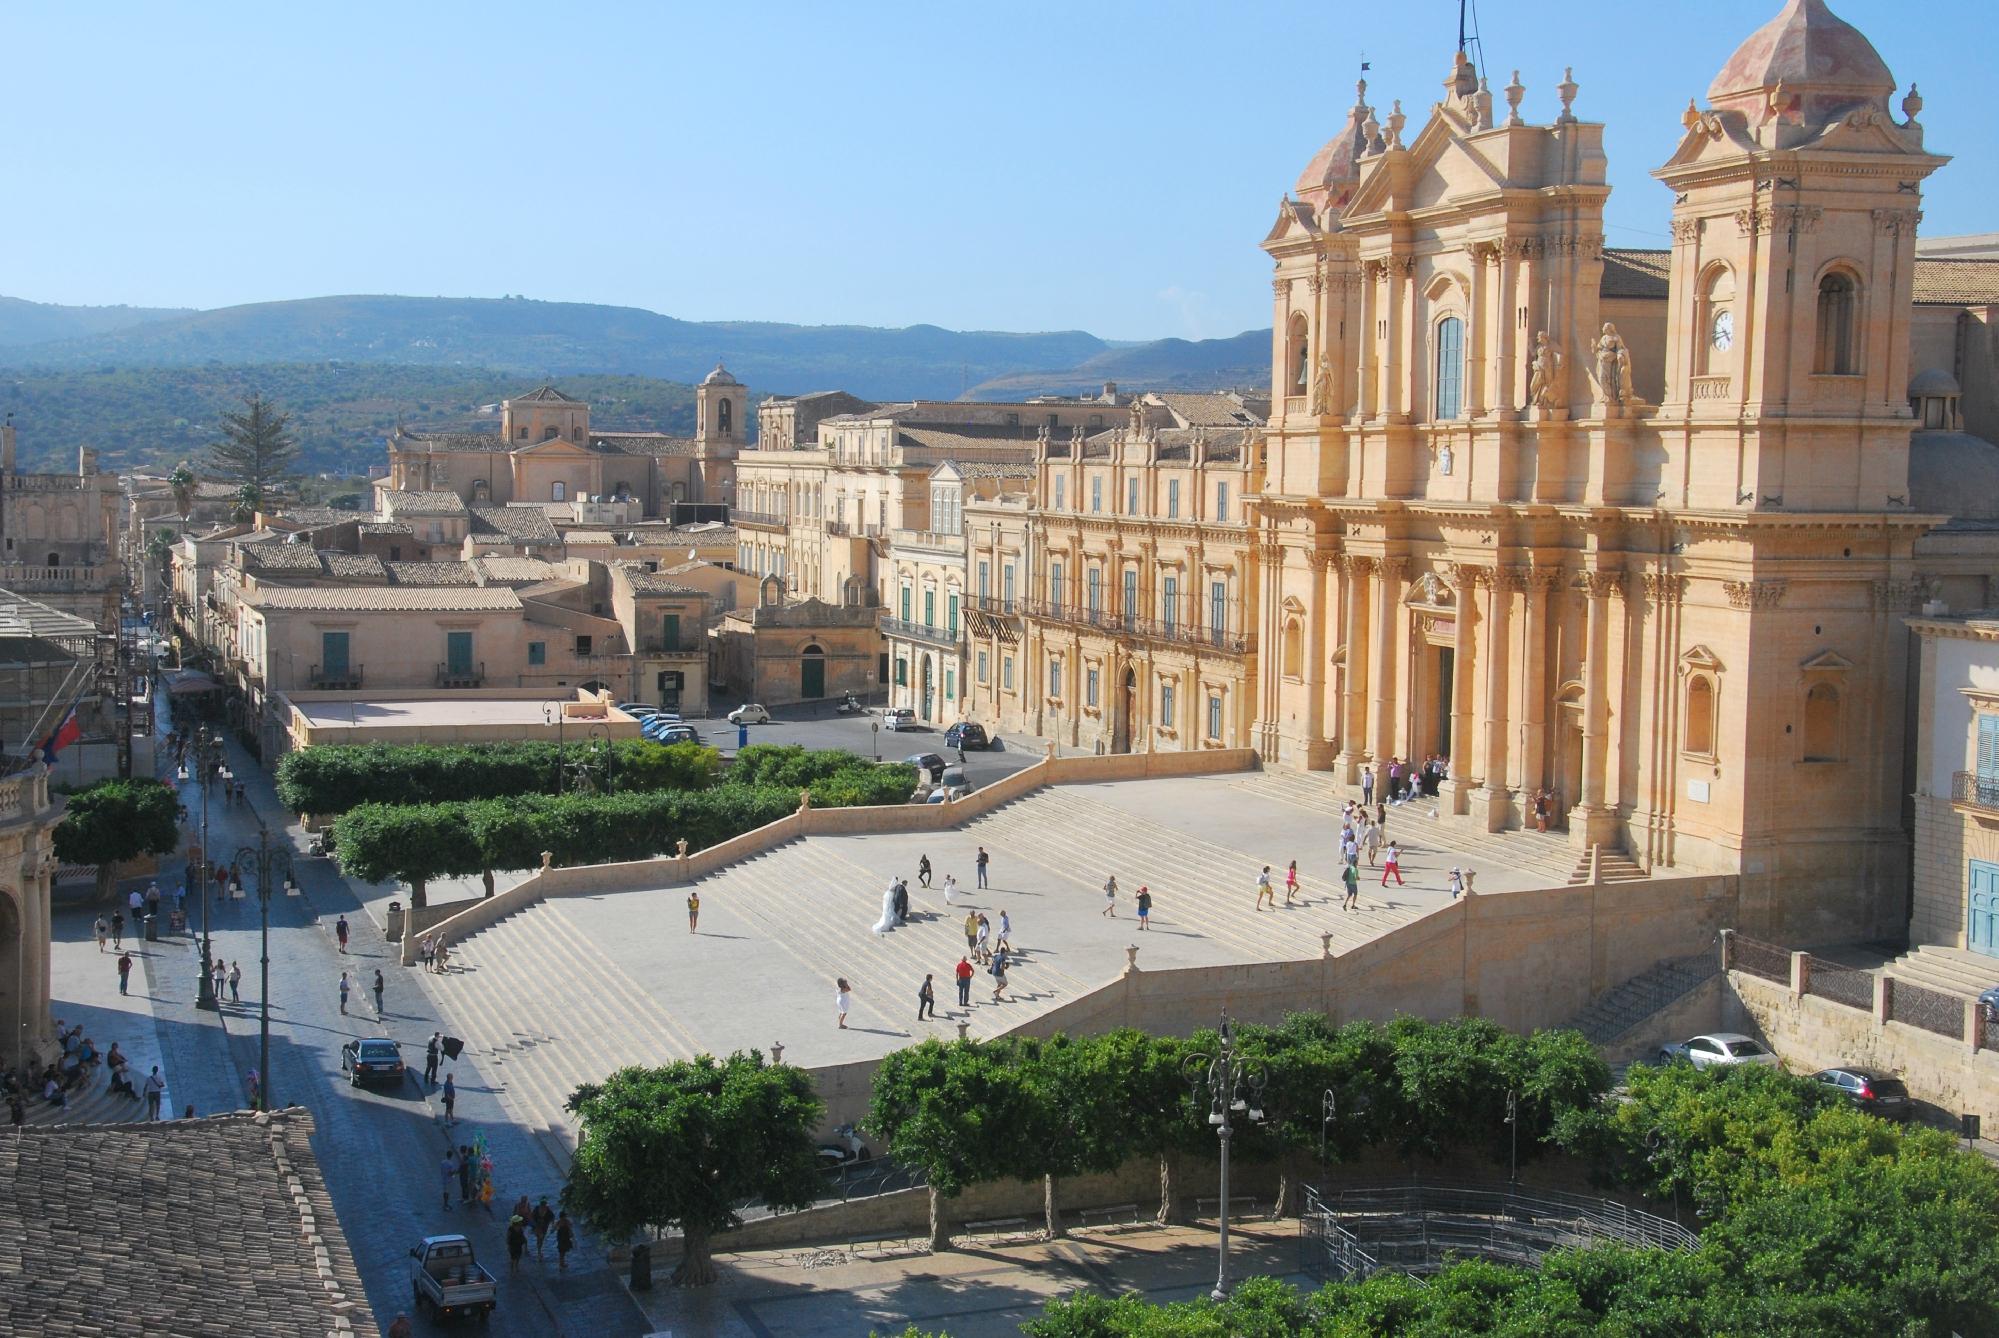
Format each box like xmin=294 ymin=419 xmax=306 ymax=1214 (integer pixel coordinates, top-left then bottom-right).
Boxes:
xmin=872 ymin=881 xmax=898 ymax=935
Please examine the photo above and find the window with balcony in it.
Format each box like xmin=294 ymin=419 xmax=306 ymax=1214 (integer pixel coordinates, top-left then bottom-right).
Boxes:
xmin=1122 ymin=568 xmax=1138 ymax=630
xmin=1162 ymin=575 xmax=1178 ymax=632
xmin=978 ymin=561 xmax=990 ymax=598
xmin=900 ymin=585 xmax=912 ymax=622
xmin=1054 ymin=476 xmax=1065 ymax=511
xmin=947 ymin=593 xmax=959 ymax=637
xmin=1216 ymin=482 xmax=1229 ymax=523
xmin=1209 ymin=580 xmax=1227 ymax=636
xmin=924 ymin=589 xmax=935 ymax=628
xmin=1048 ymin=561 xmax=1062 ymax=606
xmin=1087 ymin=568 xmax=1102 ymax=619
xmin=1003 ymin=564 xmax=1015 ymax=605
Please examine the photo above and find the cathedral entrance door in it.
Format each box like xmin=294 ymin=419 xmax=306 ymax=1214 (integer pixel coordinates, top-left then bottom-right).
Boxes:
xmin=1970 ymin=861 xmax=1999 ymax=957
xmin=1558 ymin=712 xmax=1584 ymax=830
xmin=1111 ymin=667 xmax=1136 ymax=754
xmin=1435 ymin=647 xmax=1454 ymax=760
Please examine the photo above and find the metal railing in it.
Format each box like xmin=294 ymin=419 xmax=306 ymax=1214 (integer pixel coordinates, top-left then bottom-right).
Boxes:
xmin=731 ymin=509 xmax=788 ymax=529
xmin=1803 ymin=955 xmax=1873 ymax=1012
xmin=1887 ymin=979 xmax=1964 ymax=1039
xmin=971 ymin=595 xmax=1019 ymax=617
xmin=1724 ymin=933 xmax=1792 ymax=986
xmin=308 ymin=663 xmax=364 ymax=690
xmin=1313 ymin=1182 xmax=1696 ymax=1278
xmin=824 ymin=520 xmax=852 ymax=537
xmin=1019 ymin=597 xmax=1255 ymax=655
xmin=435 ymin=661 xmax=485 ymax=688
xmin=1299 ymin=1186 xmax=1384 ymax=1284
xmin=880 ymin=616 xmax=962 ymax=649
xmin=1954 ymin=771 xmax=1999 ymax=813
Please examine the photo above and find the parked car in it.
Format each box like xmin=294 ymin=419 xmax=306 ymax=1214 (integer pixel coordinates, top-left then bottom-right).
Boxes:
xmin=640 ymin=714 xmax=691 ymax=740
xmin=905 ymin=752 xmax=947 ymax=781
xmin=409 ymin=1234 xmax=497 ymax=1323
xmin=1657 ymin=1032 xmax=1782 ymax=1071
xmin=1978 ymin=985 xmax=1999 ymax=1022
xmin=944 ymin=721 xmax=991 ymax=750
xmin=616 ymin=702 xmax=658 ymax=718
xmin=1810 ymin=1066 xmax=1915 ymax=1122
xmin=651 ymin=723 xmax=701 ymax=745
xmin=340 ymin=1037 xmax=406 ymax=1088
xmin=727 ymin=703 xmax=771 ymax=725
xmin=883 ymin=707 xmax=918 ymax=732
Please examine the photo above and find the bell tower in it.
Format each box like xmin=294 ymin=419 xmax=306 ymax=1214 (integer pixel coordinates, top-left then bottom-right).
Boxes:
xmin=693 ymin=362 xmax=747 ymax=505
xmin=1654 ymin=0 xmax=1946 ymax=510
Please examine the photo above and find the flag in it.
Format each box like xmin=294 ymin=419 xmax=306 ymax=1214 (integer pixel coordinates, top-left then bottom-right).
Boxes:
xmin=38 ymin=703 xmax=81 ymax=764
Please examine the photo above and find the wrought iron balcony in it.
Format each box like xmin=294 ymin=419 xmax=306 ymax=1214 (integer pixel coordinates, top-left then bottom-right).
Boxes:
xmin=880 ymin=616 xmax=962 ymax=649
xmin=731 ymin=509 xmax=788 ymax=530
xmin=1953 ymin=771 xmax=1999 ymax=815
xmin=1020 ymin=598 xmax=1254 ymax=656
xmin=435 ymin=661 xmax=485 ymax=688
xmin=971 ymin=595 xmax=1020 ymax=618
xmin=309 ymin=664 xmax=364 ymax=690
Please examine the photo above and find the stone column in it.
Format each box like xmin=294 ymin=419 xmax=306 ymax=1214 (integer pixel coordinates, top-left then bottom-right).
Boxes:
xmin=1369 ymin=558 xmax=1407 ymax=768
xmin=1514 ymin=566 xmax=1555 ymax=798
xmin=1445 ymin=564 xmax=1479 ymax=816
xmin=1475 ymin=566 xmax=1517 ymax=830
xmin=1381 ymin=258 xmax=1410 ymax=419
xmin=1358 ymin=262 xmax=1382 ymax=420
xmin=1337 ymin=556 xmax=1374 ymax=780
xmin=1494 ymin=242 xmax=1522 ymax=413
xmin=1572 ymin=569 xmax=1622 ymax=846
xmin=1302 ymin=550 xmax=1333 ymax=768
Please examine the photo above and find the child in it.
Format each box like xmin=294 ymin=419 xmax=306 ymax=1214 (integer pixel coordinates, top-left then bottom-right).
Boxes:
xmin=1284 ymin=861 xmax=1300 ymax=907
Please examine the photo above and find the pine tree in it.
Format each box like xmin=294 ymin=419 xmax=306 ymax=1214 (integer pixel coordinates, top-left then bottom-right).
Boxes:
xmin=206 ymin=394 xmax=297 ymax=493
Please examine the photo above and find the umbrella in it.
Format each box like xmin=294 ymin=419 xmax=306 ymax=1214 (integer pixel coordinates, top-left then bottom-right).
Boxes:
xmin=441 ymin=1036 xmax=464 ymax=1061
xmin=166 ymin=670 xmax=220 ymax=696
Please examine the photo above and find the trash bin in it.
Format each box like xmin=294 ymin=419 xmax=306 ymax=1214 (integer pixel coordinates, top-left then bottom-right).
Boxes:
xmin=629 ymin=1240 xmax=652 ymax=1291
xmin=386 ymin=900 xmax=404 ymax=943
xmin=144 ymin=914 xmax=158 ymax=943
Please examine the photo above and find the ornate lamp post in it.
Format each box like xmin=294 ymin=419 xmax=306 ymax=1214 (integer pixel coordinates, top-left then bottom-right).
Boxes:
xmin=1505 ymin=1088 xmax=1519 ymax=1187
xmin=571 ymin=723 xmax=613 ymax=794
xmin=543 ymin=700 xmax=567 ymax=794
xmin=1183 ymin=1011 xmax=1268 ymax=1302
xmin=189 ymin=726 xmax=226 ymax=1011
xmin=231 ymin=823 xmax=291 ymax=1111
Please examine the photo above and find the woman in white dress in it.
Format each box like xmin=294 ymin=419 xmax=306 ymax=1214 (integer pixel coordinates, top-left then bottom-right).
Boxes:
xmin=835 ymin=978 xmax=852 ymax=1029
xmin=941 ymin=874 xmax=958 ymax=905
xmin=873 ymin=882 xmax=898 ymax=936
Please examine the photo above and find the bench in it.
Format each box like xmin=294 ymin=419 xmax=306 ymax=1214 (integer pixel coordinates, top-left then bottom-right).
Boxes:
xmin=1194 ymin=1197 xmax=1271 ymax=1222
xmin=962 ymin=1215 xmax=1034 ymax=1242
xmin=1071 ymin=1202 xmax=1145 ymax=1232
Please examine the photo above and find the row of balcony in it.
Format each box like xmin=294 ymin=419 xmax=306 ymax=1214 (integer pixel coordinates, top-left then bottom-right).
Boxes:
xmin=880 ymin=615 xmax=962 ymax=650
xmin=1017 ymin=598 xmax=1254 ymax=656
xmin=1954 ymin=771 xmax=1999 ymax=813
xmin=436 ymin=661 xmax=485 ymax=688
xmin=732 ymin=509 xmax=787 ymax=530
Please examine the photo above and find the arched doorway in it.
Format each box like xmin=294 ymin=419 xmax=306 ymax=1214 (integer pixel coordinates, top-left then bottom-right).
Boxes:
xmin=1112 ymin=666 xmax=1137 ymax=754
xmin=1554 ymin=682 xmax=1584 ymax=829
xmin=800 ymin=644 xmax=826 ymax=699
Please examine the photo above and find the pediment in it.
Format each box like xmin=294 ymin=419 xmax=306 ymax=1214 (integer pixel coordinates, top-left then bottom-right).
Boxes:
xmin=513 ymin=436 xmax=594 ymax=458
xmin=1680 ymin=643 xmax=1724 ymax=672
xmin=1281 ymin=594 xmax=1307 ymax=615
xmin=1803 ymin=112 xmax=1928 ymax=157
xmin=1405 ymin=571 xmax=1454 ymax=608
xmin=1263 ymin=197 xmax=1319 ymax=247
xmin=1403 ymin=120 xmax=1506 ymax=213
xmin=1800 ymin=648 xmax=1855 ymax=673
xmin=1656 ymin=110 xmax=1756 ymax=174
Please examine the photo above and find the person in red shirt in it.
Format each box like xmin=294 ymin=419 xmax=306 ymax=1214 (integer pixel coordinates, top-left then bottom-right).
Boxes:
xmin=954 ymin=956 xmax=974 ymax=1008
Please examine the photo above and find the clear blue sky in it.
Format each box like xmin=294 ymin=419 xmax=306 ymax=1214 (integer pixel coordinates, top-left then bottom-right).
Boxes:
xmin=3 ymin=0 xmax=1986 ymax=342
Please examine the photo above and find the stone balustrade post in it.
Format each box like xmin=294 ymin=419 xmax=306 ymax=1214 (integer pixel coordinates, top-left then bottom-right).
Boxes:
xmin=1965 ymin=998 xmax=1983 ymax=1053
xmin=1873 ymin=973 xmax=1893 ymax=1026
xmin=1123 ymin=944 xmax=1140 ymax=975
xmin=1789 ymin=951 xmax=1810 ymax=999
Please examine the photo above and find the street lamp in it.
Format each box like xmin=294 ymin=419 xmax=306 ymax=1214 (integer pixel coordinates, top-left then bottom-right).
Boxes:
xmin=1183 ymin=1012 xmax=1268 ymax=1302
xmin=572 ymin=723 xmax=613 ymax=794
xmin=231 ymin=824 xmax=291 ymax=1111
xmin=191 ymin=727 xmax=226 ymax=1011
xmin=871 ymin=718 xmax=880 ymax=762
xmin=543 ymin=699 xmax=567 ymax=794
xmin=1504 ymin=1089 xmax=1519 ymax=1187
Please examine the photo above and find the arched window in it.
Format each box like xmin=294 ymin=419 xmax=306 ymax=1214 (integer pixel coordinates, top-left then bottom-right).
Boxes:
xmin=1696 ymin=265 xmax=1735 ymax=376
xmin=1803 ymin=683 xmax=1841 ymax=761
xmin=1816 ymin=272 xmax=1858 ymax=374
xmin=1282 ymin=619 xmax=1304 ymax=678
xmin=1287 ymin=314 xmax=1309 ymax=395
xmin=1684 ymin=675 xmax=1716 ymax=757
xmin=718 ymin=399 xmax=733 ymax=436
xmin=551 ymin=481 xmax=566 ymax=502
xmin=44 ymin=552 xmax=59 ymax=569
xmin=542 ymin=425 xmax=559 ymax=441
xmin=1434 ymin=316 xmax=1465 ymax=420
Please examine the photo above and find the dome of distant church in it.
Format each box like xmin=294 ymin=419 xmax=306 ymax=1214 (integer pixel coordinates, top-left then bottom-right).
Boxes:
xmin=701 ymin=363 xmax=740 ymax=387
xmin=1708 ymin=0 xmax=1895 ymax=125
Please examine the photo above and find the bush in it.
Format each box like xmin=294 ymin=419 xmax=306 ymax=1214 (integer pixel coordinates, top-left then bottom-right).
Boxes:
xmin=275 ymin=738 xmax=722 ymax=814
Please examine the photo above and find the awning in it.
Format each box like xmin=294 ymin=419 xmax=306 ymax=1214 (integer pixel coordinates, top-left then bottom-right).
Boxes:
xmin=166 ymin=670 xmax=222 ymax=695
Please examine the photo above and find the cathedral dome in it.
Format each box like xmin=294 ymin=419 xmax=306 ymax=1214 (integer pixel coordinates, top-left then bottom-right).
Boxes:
xmin=1294 ymin=81 xmax=1372 ymax=221
xmin=701 ymin=362 xmax=740 ymax=387
xmin=1708 ymin=0 xmax=1894 ymax=126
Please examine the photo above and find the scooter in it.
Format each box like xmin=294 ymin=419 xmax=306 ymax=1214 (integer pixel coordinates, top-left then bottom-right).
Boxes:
xmin=835 ymin=694 xmax=866 ymax=715
xmin=817 ymin=1122 xmax=871 ymax=1167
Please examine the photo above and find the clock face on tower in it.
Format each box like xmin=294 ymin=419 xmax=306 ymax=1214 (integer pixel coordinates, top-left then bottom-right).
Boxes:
xmin=1710 ymin=309 xmax=1734 ymax=353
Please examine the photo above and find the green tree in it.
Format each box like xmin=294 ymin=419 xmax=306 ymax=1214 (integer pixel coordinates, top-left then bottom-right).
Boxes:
xmin=563 ymin=1055 xmax=824 ymax=1286
xmin=53 ymin=778 xmax=182 ymax=901
xmin=206 ymin=393 xmax=297 ymax=494
xmin=329 ymin=801 xmax=481 ymax=908
xmin=145 ymin=526 xmax=178 ymax=584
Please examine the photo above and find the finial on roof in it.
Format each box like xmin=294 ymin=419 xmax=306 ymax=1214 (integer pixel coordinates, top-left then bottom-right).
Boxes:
xmin=1386 ymin=100 xmax=1407 ymax=149
xmin=1683 ymin=97 xmax=1701 ymax=130
xmin=1505 ymin=71 xmax=1526 ymax=126
xmin=1901 ymin=83 xmax=1923 ymax=124
xmin=1355 ymin=76 xmax=1368 ymax=106
xmin=1557 ymin=67 xmax=1579 ymax=121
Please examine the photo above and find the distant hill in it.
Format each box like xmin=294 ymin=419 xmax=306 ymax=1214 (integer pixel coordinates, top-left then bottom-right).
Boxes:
xmin=0 ymin=363 xmax=700 ymax=479
xmin=0 ymin=294 xmax=1114 ymax=404
xmin=965 ymin=329 xmax=1271 ymax=400
xmin=0 ymin=296 xmax=193 ymax=347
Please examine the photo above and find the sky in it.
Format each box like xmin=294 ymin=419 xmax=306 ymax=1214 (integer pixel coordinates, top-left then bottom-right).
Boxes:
xmin=2 ymin=0 xmax=1988 ymax=342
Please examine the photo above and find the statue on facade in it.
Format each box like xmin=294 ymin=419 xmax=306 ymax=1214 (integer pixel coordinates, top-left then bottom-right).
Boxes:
xmin=1527 ymin=333 xmax=1564 ymax=410
xmin=1310 ymin=352 xmax=1335 ymax=417
xmin=1592 ymin=322 xmax=1632 ymax=406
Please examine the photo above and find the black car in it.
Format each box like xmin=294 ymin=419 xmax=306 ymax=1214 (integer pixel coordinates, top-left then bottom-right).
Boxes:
xmin=1811 ymin=1066 xmax=1914 ymax=1122
xmin=905 ymin=752 xmax=947 ymax=781
xmin=944 ymin=722 xmax=991 ymax=750
xmin=341 ymin=1037 xmax=407 ymax=1089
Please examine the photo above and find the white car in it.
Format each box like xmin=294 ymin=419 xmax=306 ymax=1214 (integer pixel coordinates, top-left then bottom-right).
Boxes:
xmin=727 ymin=703 xmax=771 ymax=725
xmin=883 ymin=708 xmax=918 ymax=731
xmin=1658 ymin=1032 xmax=1782 ymax=1071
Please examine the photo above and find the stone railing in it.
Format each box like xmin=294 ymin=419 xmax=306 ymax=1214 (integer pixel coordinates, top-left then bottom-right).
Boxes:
xmin=1019 ymin=599 xmax=1254 ymax=656
xmin=1690 ymin=375 xmax=1733 ymax=401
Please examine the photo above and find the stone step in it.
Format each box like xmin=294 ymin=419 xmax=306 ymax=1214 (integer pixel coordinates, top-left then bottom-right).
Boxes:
xmin=1567 ymin=848 xmax=1649 ymax=886
xmin=1567 ymin=951 xmax=1721 ymax=1045
xmin=21 ymin=1072 xmax=154 ymax=1126
xmin=1882 ymin=947 xmax=1998 ymax=1001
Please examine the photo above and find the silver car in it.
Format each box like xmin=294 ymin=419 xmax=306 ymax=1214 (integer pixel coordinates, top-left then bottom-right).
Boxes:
xmin=1658 ymin=1032 xmax=1782 ymax=1071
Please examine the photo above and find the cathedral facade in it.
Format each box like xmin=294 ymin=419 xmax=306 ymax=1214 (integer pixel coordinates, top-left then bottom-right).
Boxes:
xmin=1251 ymin=0 xmax=1995 ymax=943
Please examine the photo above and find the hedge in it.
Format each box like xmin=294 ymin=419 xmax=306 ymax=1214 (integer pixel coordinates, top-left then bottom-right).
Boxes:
xmin=274 ymin=738 xmax=721 ymax=814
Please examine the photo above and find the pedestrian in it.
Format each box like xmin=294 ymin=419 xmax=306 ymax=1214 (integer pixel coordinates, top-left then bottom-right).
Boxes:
xmin=425 ymin=1032 xmax=441 ymax=1086
xmin=480 ymin=1174 xmax=495 ymax=1216
xmin=442 ymin=1073 xmax=457 ymax=1127
xmin=372 ymin=969 xmax=385 ymax=1016
xmin=1448 ymin=866 xmax=1465 ymax=900
xmin=990 ymin=950 xmax=1009 ymax=1001
xmin=503 ymin=1208 xmax=527 ymax=1272
xmin=532 ymin=1196 xmax=555 ymax=1259
xmin=975 ymin=913 xmax=991 ymax=963
xmin=337 ymin=971 xmax=350 ymax=1015
xmin=686 ymin=890 xmax=699 ymax=933
xmin=438 ymin=1147 xmax=455 ymax=1207
xmin=955 ymin=956 xmax=974 ymax=1007
xmin=335 ymin=914 xmax=349 ymax=953
xmin=835 ymin=978 xmax=852 ymax=1029
xmin=942 ymin=873 xmax=959 ymax=905
xmin=145 ymin=885 xmax=161 ymax=924
xmin=1102 ymin=873 xmax=1118 ymax=917
xmin=917 ymin=854 xmax=932 ymax=889
xmin=418 ymin=935 xmax=433 ymax=970
xmin=116 ymin=951 xmax=133 ymax=995
xmin=917 ymin=973 xmax=936 ymax=1021
xmin=1361 ymin=765 xmax=1375 ymax=807
xmin=233 ymin=780 xmax=246 ymax=808
xmin=1255 ymin=865 xmax=1275 ymax=911
xmin=1381 ymin=841 xmax=1404 ymax=887
xmin=976 ymin=846 xmax=990 ymax=889
xmin=1136 ymin=885 xmax=1152 ymax=929
xmin=1362 ymin=820 xmax=1383 ymax=867
xmin=1533 ymin=789 xmax=1550 ymax=833
xmin=111 ymin=910 xmax=124 ymax=948
xmin=893 ymin=878 xmax=909 ymax=925
xmin=143 ymin=1065 xmax=165 ymax=1120
xmin=1342 ymin=861 xmax=1360 ymax=911
xmin=512 ymin=1193 xmax=533 ymax=1227
xmin=390 ymin=1316 xmax=413 ymax=1338
xmin=94 ymin=916 xmax=108 ymax=953
xmin=127 ymin=887 xmax=144 ymax=930
xmin=228 ymin=961 xmax=241 ymax=1002
xmin=997 ymin=909 xmax=1012 ymax=952
xmin=963 ymin=910 xmax=979 ymax=954
xmin=556 ymin=1211 xmax=576 ymax=1272
xmin=1285 ymin=860 xmax=1300 ymax=907
xmin=457 ymin=1144 xmax=474 ymax=1202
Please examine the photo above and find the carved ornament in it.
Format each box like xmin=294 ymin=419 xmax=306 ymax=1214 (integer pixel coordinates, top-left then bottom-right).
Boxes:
xmin=1379 ymin=556 xmax=1412 ymax=583
xmin=1387 ymin=255 xmax=1418 ymax=277
xmin=1581 ymin=570 xmax=1626 ymax=600
xmin=1870 ymin=578 xmax=1928 ymax=610
xmin=1669 ymin=218 xmax=1703 ymax=243
xmin=1641 ymin=572 xmax=1689 ymax=602
xmin=1873 ymin=208 xmax=1923 ymax=236
xmin=1546 ymin=234 xmax=1605 ymax=259
xmin=1502 ymin=237 xmax=1542 ymax=260
xmin=1723 ymin=578 xmax=1787 ymax=609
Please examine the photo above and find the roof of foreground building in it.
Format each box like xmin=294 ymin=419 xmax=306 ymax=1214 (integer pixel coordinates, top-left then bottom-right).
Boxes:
xmin=0 ymin=1109 xmax=375 ymax=1336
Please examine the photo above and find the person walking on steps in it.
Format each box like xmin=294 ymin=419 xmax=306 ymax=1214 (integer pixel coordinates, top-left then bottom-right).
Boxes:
xmin=372 ymin=969 xmax=385 ymax=1016
xmin=917 ymin=854 xmax=932 ymax=889
xmin=556 ymin=1211 xmax=576 ymax=1272
xmin=1342 ymin=861 xmax=1360 ymax=911
xmin=111 ymin=910 xmax=124 ymax=949
xmin=1449 ymin=867 xmax=1465 ymax=900
xmin=228 ymin=961 xmax=241 ymax=1003
xmin=835 ymin=978 xmax=853 ymax=1029
xmin=440 ymin=1148 xmax=458 ymax=1211
xmin=117 ymin=951 xmax=133 ymax=995
xmin=964 ymin=910 xmax=980 ymax=955
xmin=143 ymin=1066 xmax=164 ymax=1120
xmin=1102 ymin=873 xmax=1118 ymax=917
xmin=1361 ymin=765 xmax=1375 ymax=807
xmin=1285 ymin=860 xmax=1300 ymax=907
xmin=1254 ymin=865 xmax=1275 ymax=911
xmin=976 ymin=846 xmax=990 ymax=890
xmin=1136 ymin=885 xmax=1152 ymax=929
xmin=532 ymin=1197 xmax=555 ymax=1259
xmin=1381 ymin=841 xmax=1404 ymax=887
xmin=955 ymin=955 xmax=974 ymax=1007
xmin=425 ymin=1032 xmax=441 ymax=1086
xmin=94 ymin=916 xmax=108 ymax=953
xmin=990 ymin=949 xmax=1010 ymax=1002
xmin=337 ymin=971 xmax=350 ymax=1015
xmin=441 ymin=1073 xmax=457 ymax=1127
xmin=917 ymin=973 xmax=936 ymax=1020
xmin=687 ymin=890 xmax=699 ymax=933
xmin=335 ymin=914 xmax=349 ymax=954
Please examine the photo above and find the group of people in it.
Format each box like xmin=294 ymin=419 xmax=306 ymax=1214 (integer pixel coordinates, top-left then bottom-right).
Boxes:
xmin=414 ymin=934 xmax=452 ymax=972
xmin=8 ymin=1022 xmax=167 ymax=1120
xmin=503 ymin=1194 xmax=572 ymax=1275
xmin=1361 ymin=755 xmax=1449 ymax=807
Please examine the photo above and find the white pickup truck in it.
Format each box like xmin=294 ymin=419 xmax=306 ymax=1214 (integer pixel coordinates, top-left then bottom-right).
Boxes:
xmin=409 ymin=1234 xmax=496 ymax=1324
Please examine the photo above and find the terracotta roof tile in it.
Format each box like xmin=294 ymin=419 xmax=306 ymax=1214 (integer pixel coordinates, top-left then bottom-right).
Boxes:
xmin=469 ymin=505 xmax=559 ymax=542
xmin=245 ymin=585 xmax=520 ymax=611
xmin=387 ymin=562 xmax=479 ymax=587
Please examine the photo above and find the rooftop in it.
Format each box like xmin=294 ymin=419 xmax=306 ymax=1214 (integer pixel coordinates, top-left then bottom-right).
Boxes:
xmin=0 ymin=587 xmax=101 ymax=643
xmin=244 ymin=586 xmax=522 ymax=612
xmin=469 ymin=504 xmax=560 ymax=542
xmin=381 ymin=490 xmax=469 ymax=517
xmin=386 ymin=561 xmax=479 ymax=587
xmin=1 ymin=1109 xmax=375 ymax=1337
